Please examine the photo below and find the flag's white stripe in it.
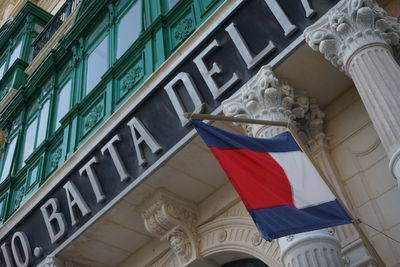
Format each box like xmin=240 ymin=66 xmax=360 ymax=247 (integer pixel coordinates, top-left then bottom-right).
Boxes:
xmin=269 ymin=151 xmax=335 ymax=209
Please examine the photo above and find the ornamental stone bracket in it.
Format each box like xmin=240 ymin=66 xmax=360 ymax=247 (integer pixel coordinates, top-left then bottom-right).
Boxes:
xmin=140 ymin=188 xmax=212 ymax=266
xmin=36 ymin=256 xmax=81 ymax=267
xmin=304 ymin=0 xmax=400 ymax=73
xmin=305 ymin=0 xmax=400 ymax=185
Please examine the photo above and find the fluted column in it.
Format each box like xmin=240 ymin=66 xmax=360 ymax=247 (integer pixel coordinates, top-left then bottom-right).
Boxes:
xmin=222 ymin=66 xmax=344 ymax=267
xmin=304 ymin=0 xmax=400 ymax=184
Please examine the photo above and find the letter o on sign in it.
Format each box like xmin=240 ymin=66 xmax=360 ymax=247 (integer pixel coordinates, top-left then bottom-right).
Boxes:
xmin=11 ymin=232 xmax=31 ymax=267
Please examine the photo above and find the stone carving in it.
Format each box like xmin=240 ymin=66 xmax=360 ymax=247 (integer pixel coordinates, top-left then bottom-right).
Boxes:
xmin=304 ymin=0 xmax=400 ymax=72
xmin=121 ymin=65 xmax=143 ymax=93
xmin=198 ymin=215 xmax=282 ymax=266
xmin=222 ymin=66 xmax=296 ymax=138
xmin=50 ymin=147 xmax=63 ymax=169
xmin=37 ymin=256 xmax=64 ymax=267
xmin=14 ymin=185 xmax=25 ymax=207
xmin=167 ymin=228 xmax=193 ymax=262
xmin=251 ymin=232 xmax=262 ymax=246
xmin=83 ymin=104 xmax=104 ymax=132
xmin=174 ymin=18 xmax=194 ymax=42
xmin=141 ymin=189 xmax=200 ymax=265
xmin=285 ymin=235 xmax=294 ymax=242
xmin=222 ymin=66 xmax=327 ymax=149
xmin=217 ymin=229 xmax=227 ymax=243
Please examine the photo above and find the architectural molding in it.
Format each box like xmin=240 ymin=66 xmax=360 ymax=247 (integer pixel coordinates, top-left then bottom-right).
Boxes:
xmin=278 ymin=228 xmax=344 ymax=267
xmin=198 ymin=203 xmax=282 ymax=267
xmin=304 ymin=0 xmax=400 ymax=72
xmin=37 ymin=256 xmax=64 ymax=267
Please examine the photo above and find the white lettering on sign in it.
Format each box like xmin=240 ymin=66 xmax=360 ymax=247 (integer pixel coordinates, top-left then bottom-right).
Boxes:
xmin=226 ymin=22 xmax=276 ymax=70
xmin=101 ymin=135 xmax=131 ymax=182
xmin=127 ymin=117 xmax=162 ymax=166
xmin=40 ymin=198 xmax=67 ymax=244
xmin=79 ymin=157 xmax=107 ymax=203
xmin=164 ymin=72 xmax=204 ymax=127
xmin=193 ymin=39 xmax=240 ymax=100
xmin=63 ymin=181 xmax=91 ymax=226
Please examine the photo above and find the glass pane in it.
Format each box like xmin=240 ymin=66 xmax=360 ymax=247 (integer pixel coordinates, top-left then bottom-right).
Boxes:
xmin=9 ymin=41 xmax=22 ymax=67
xmin=117 ymin=1 xmax=142 ymax=58
xmin=0 ymin=61 xmax=5 ymax=79
xmin=86 ymin=37 xmax=108 ymax=94
xmin=168 ymin=0 xmax=179 ymax=8
xmin=56 ymin=80 xmax=72 ymax=129
xmin=22 ymin=118 xmax=38 ymax=162
xmin=37 ymin=100 xmax=50 ymax=145
xmin=0 ymin=136 xmax=18 ymax=182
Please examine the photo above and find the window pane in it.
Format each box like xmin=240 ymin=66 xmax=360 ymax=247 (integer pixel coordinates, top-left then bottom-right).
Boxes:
xmin=0 ymin=61 xmax=5 ymax=79
xmin=168 ymin=0 xmax=179 ymax=8
xmin=117 ymin=1 xmax=142 ymax=58
xmin=56 ymin=80 xmax=72 ymax=129
xmin=0 ymin=136 xmax=18 ymax=182
xmin=37 ymin=100 xmax=50 ymax=145
xmin=86 ymin=37 xmax=108 ymax=94
xmin=9 ymin=41 xmax=22 ymax=67
xmin=22 ymin=118 xmax=38 ymax=162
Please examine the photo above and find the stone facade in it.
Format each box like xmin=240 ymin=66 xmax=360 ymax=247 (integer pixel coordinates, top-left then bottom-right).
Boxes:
xmin=0 ymin=0 xmax=399 ymax=266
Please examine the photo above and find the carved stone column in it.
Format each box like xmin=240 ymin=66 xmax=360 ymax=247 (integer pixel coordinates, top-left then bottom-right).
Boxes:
xmin=298 ymin=102 xmax=377 ymax=266
xmin=304 ymin=0 xmax=400 ymax=184
xmin=221 ymin=66 xmax=344 ymax=267
xmin=141 ymin=189 xmax=216 ymax=267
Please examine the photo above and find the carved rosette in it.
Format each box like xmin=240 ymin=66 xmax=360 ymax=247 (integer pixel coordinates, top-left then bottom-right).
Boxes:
xmin=141 ymin=189 xmax=200 ymax=265
xmin=304 ymin=0 xmax=400 ymax=72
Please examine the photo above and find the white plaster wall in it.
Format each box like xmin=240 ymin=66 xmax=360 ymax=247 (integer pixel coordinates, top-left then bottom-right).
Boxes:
xmin=324 ymin=87 xmax=400 ymax=266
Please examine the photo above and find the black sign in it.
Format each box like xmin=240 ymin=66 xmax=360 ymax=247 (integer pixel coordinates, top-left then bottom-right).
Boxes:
xmin=0 ymin=0 xmax=338 ymax=266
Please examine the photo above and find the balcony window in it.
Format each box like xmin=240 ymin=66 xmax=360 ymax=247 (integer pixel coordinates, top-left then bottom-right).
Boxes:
xmin=86 ymin=36 xmax=108 ymax=95
xmin=0 ymin=60 xmax=6 ymax=79
xmin=0 ymin=135 xmax=18 ymax=182
xmin=116 ymin=0 xmax=142 ymax=58
xmin=55 ymin=80 xmax=72 ymax=129
xmin=9 ymin=40 xmax=22 ymax=68
xmin=168 ymin=0 xmax=180 ymax=8
xmin=22 ymin=98 xmax=50 ymax=163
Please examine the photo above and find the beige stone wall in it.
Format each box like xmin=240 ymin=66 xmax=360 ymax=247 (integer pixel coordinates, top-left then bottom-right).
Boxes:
xmin=324 ymin=87 xmax=400 ymax=266
xmin=0 ymin=0 xmax=65 ymax=26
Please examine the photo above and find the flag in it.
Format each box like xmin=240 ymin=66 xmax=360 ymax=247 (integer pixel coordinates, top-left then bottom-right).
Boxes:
xmin=192 ymin=120 xmax=351 ymax=241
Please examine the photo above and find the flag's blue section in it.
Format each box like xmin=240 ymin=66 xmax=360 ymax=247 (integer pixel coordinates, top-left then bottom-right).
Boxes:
xmin=192 ymin=120 xmax=300 ymax=152
xmin=248 ymin=200 xmax=352 ymax=241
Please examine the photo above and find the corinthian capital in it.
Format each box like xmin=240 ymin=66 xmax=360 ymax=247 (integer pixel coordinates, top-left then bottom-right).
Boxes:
xmin=222 ymin=66 xmax=297 ymax=137
xmin=304 ymin=0 xmax=400 ymax=72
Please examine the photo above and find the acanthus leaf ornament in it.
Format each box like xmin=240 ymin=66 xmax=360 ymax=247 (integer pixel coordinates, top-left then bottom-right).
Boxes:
xmin=304 ymin=0 xmax=400 ymax=72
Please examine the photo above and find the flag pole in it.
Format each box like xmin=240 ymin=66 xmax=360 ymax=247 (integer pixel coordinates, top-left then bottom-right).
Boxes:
xmin=184 ymin=112 xmax=385 ymax=266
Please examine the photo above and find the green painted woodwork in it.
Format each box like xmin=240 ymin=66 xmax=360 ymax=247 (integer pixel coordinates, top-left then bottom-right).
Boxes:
xmin=0 ymin=0 xmax=225 ymax=225
xmin=222 ymin=259 xmax=269 ymax=267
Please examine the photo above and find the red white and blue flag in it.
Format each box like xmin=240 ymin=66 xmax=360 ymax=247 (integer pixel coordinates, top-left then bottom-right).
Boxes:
xmin=192 ymin=120 xmax=351 ymax=241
